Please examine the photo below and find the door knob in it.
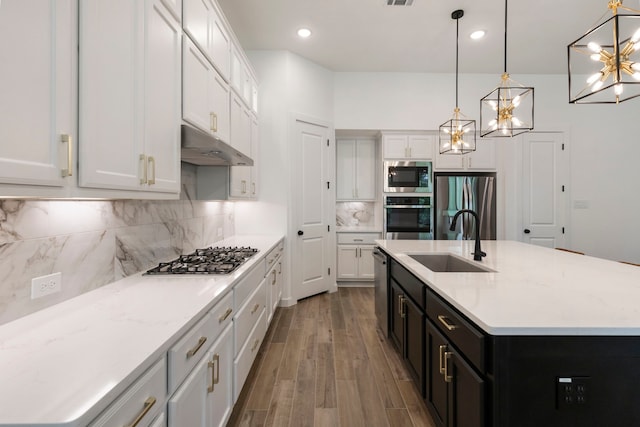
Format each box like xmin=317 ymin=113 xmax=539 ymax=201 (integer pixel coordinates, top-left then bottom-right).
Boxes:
xmin=297 ymin=230 xmax=304 ymax=236
xmin=524 ymin=229 xmax=531 ymax=234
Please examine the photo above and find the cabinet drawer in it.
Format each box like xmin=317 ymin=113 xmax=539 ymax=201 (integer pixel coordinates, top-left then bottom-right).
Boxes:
xmin=234 ymin=278 xmax=267 ymax=357
xmin=337 ymin=233 xmax=380 ymax=245
xmin=168 ymin=312 xmax=216 ymax=393
xmin=90 ymin=357 xmax=166 ymax=427
xmin=390 ymin=259 xmax=425 ymax=310
xmin=265 ymin=239 xmax=284 ymax=270
xmin=233 ymin=308 xmax=266 ymax=402
xmin=426 ymin=290 xmax=485 ymax=372
xmin=234 ymin=260 xmax=265 ymax=311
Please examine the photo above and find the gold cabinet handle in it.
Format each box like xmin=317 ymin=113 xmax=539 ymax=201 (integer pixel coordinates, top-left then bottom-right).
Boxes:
xmin=186 ymin=336 xmax=207 ymax=358
xmin=278 ymin=261 xmax=282 ymax=274
xmin=251 ymin=338 xmax=260 ymax=352
xmin=242 ymin=180 xmax=247 ymax=194
xmin=213 ymin=353 xmax=220 ymax=385
xmin=207 ymin=356 xmax=216 ymax=393
xmin=139 ymin=154 xmax=148 ymax=184
xmin=124 ymin=396 xmax=156 ymax=427
xmin=398 ymin=295 xmax=406 ymax=318
xmin=219 ymin=308 xmax=232 ymax=323
xmin=439 ymin=344 xmax=447 ymax=375
xmin=61 ymin=134 xmax=73 ymax=177
xmin=437 ymin=315 xmax=458 ymax=331
xmin=210 ymin=112 xmax=217 ymax=132
xmin=251 ymin=303 xmax=260 ymax=314
xmin=252 ymin=182 xmax=256 ymax=195
xmin=271 ymin=269 xmax=277 ymax=285
xmin=444 ymin=351 xmax=453 ymax=383
xmin=147 ymin=156 xmax=156 ymax=185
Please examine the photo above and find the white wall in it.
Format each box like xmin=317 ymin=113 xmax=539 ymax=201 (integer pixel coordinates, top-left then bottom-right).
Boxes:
xmin=334 ymin=72 xmax=640 ymax=263
xmin=235 ymin=51 xmax=335 ymax=303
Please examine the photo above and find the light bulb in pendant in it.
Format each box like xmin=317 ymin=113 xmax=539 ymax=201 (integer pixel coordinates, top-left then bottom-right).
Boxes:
xmin=587 ymin=72 xmax=602 ymax=85
xmin=587 ymin=42 xmax=601 ymax=53
xmin=615 ymin=84 xmax=623 ymax=95
xmin=591 ymin=80 xmax=604 ymax=91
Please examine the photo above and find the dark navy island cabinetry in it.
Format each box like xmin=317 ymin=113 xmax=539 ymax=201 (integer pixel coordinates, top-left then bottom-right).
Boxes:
xmin=387 ymin=256 xmax=640 ymax=427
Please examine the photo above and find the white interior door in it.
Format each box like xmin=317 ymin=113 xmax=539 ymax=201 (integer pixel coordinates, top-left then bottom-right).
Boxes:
xmin=521 ymin=132 xmax=567 ymax=248
xmin=292 ymin=118 xmax=335 ymax=300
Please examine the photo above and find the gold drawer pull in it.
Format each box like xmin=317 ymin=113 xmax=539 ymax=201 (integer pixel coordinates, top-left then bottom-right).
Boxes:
xmin=271 ymin=270 xmax=277 ymax=285
xmin=438 ymin=315 xmax=458 ymax=331
xmin=207 ymin=353 xmax=220 ymax=393
xmin=219 ymin=308 xmax=232 ymax=323
xmin=147 ymin=156 xmax=156 ymax=185
xmin=251 ymin=338 xmax=260 ymax=352
xmin=61 ymin=134 xmax=73 ymax=177
xmin=444 ymin=351 xmax=453 ymax=383
xmin=124 ymin=396 xmax=156 ymax=427
xmin=139 ymin=154 xmax=147 ymax=184
xmin=186 ymin=336 xmax=207 ymax=358
xmin=439 ymin=344 xmax=447 ymax=375
xmin=251 ymin=303 xmax=260 ymax=314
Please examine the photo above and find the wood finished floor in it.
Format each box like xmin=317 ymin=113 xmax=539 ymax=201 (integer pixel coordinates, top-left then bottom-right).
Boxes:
xmin=227 ymin=287 xmax=436 ymax=427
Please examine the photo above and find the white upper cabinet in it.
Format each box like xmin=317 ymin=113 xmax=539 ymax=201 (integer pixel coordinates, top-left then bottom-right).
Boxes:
xmin=383 ymin=134 xmax=434 ymax=159
xmin=0 ymin=0 xmax=75 ymax=190
xmin=230 ymin=113 xmax=258 ymax=199
xmin=79 ymin=0 xmax=181 ymax=194
xmin=183 ymin=0 xmax=230 ymax=80
xmin=183 ymin=37 xmax=230 ymax=143
xmin=336 ymin=139 xmax=377 ymax=201
xmin=435 ymin=137 xmax=496 ymax=171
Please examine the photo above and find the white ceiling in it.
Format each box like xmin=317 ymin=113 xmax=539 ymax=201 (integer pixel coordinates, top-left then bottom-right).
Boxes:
xmin=217 ymin=0 xmax=637 ymax=74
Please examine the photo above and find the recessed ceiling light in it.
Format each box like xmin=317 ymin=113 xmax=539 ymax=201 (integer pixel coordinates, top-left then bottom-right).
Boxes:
xmin=470 ymin=30 xmax=486 ymax=40
xmin=297 ymin=28 xmax=312 ymax=38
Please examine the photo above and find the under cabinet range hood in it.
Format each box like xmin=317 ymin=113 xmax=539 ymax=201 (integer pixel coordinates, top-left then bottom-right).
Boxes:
xmin=180 ymin=124 xmax=253 ymax=166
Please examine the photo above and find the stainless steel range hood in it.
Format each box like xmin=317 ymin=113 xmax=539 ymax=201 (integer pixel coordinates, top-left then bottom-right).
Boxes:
xmin=181 ymin=124 xmax=253 ymax=166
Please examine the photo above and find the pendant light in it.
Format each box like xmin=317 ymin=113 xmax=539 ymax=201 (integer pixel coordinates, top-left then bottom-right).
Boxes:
xmin=480 ymin=0 xmax=534 ymax=137
xmin=568 ymin=0 xmax=640 ymax=104
xmin=439 ymin=9 xmax=476 ymax=155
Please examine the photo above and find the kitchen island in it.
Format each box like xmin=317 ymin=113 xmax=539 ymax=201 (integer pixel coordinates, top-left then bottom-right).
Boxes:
xmin=376 ymin=239 xmax=640 ymax=427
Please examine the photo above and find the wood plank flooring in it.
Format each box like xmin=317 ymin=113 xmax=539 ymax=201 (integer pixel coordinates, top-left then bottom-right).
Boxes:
xmin=227 ymin=287 xmax=436 ymax=427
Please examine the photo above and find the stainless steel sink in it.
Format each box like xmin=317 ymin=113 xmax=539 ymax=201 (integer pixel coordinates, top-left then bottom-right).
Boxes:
xmin=408 ymin=254 xmax=493 ymax=273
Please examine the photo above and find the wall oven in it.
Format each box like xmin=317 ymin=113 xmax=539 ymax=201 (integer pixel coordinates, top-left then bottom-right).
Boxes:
xmin=384 ymin=161 xmax=433 ymax=193
xmin=384 ymin=196 xmax=432 ymax=240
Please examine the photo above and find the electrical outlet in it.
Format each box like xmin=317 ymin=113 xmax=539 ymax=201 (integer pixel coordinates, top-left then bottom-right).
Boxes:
xmin=31 ymin=272 xmax=62 ymax=299
xmin=557 ymin=376 xmax=590 ymax=409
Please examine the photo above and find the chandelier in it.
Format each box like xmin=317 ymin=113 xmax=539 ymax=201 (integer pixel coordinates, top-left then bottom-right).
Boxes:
xmin=480 ymin=0 xmax=534 ymax=137
xmin=439 ymin=9 xmax=476 ymax=155
xmin=568 ymin=0 xmax=640 ymax=104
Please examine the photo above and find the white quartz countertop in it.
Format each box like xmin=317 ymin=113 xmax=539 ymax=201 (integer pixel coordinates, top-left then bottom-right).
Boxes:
xmin=376 ymin=239 xmax=640 ymax=336
xmin=0 ymin=235 xmax=282 ymax=427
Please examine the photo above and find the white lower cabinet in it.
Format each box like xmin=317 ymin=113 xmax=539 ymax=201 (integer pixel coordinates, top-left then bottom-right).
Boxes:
xmin=337 ymin=233 xmax=380 ymax=281
xmin=150 ymin=412 xmax=167 ymax=427
xmin=234 ymin=309 xmax=266 ymax=402
xmin=167 ymin=323 xmax=233 ymax=427
xmin=90 ymin=357 xmax=167 ymax=427
xmin=265 ymin=239 xmax=285 ymax=324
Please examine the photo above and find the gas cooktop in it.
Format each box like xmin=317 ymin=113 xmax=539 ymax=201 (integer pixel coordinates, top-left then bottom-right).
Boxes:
xmin=145 ymin=246 xmax=259 ymax=275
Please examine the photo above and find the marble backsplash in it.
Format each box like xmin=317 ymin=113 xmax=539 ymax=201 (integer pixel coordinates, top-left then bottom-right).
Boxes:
xmin=336 ymin=202 xmax=378 ymax=228
xmin=0 ymin=165 xmax=235 ymax=325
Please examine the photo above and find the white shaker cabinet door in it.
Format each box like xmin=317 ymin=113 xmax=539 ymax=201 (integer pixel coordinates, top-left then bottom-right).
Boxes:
xmin=355 ymin=139 xmax=376 ymax=200
xmin=0 ymin=0 xmax=75 ymax=187
xmin=143 ymin=0 xmax=181 ymax=193
xmin=79 ymin=0 xmax=145 ymax=190
xmin=336 ymin=140 xmax=356 ymax=200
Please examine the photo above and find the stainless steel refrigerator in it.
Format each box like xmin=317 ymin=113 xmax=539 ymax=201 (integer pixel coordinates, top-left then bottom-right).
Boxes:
xmin=433 ymin=172 xmax=496 ymax=240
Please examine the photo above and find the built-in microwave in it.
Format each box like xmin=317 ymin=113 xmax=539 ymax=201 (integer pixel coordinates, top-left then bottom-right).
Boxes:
xmin=384 ymin=161 xmax=432 ymax=193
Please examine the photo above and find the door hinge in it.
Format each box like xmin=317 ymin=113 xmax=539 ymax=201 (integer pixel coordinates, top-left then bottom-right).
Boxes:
xmin=327 ymin=181 xmax=330 ymax=189
xmin=328 ymin=267 xmax=331 ymax=275
xmin=327 ymin=139 xmax=330 ymax=147
xmin=328 ymin=225 xmax=330 ymax=232
xmin=562 ymin=185 xmax=565 ymax=192
xmin=562 ymin=227 xmax=565 ymax=234
xmin=562 ymin=143 xmax=565 ymax=150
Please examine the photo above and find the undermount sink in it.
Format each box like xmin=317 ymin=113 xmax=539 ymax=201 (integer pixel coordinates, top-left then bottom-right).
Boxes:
xmin=408 ymin=253 xmax=494 ymax=273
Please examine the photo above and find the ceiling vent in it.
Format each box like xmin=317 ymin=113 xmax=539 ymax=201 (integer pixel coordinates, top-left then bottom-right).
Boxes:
xmin=387 ymin=0 xmax=413 ymax=5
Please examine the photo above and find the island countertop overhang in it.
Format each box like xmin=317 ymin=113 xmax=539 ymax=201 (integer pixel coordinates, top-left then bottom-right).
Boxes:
xmin=375 ymin=239 xmax=640 ymax=336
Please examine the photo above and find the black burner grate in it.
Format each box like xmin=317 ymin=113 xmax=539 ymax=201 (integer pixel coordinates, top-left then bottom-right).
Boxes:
xmin=145 ymin=246 xmax=258 ymax=275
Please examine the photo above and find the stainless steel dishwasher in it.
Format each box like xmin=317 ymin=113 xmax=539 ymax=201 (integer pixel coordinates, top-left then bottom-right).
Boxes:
xmin=373 ymin=247 xmax=388 ymax=337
